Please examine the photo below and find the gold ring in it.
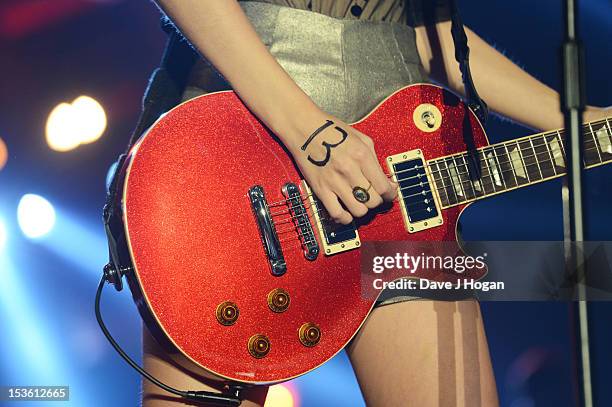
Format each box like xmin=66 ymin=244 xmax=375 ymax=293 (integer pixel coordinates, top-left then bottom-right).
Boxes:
xmin=352 ymin=184 xmax=371 ymax=203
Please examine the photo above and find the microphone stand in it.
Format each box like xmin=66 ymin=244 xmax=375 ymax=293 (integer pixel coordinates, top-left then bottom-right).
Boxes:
xmin=561 ymin=0 xmax=592 ymax=406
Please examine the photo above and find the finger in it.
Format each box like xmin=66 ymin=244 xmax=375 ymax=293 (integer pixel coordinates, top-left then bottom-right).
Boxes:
xmin=316 ymin=188 xmax=353 ymax=225
xmin=361 ymin=153 xmax=398 ymax=201
xmin=332 ymin=177 xmax=369 ymax=219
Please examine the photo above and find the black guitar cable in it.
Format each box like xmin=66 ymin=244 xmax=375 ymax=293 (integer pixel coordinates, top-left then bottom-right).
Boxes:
xmin=95 ymin=276 xmax=242 ymax=406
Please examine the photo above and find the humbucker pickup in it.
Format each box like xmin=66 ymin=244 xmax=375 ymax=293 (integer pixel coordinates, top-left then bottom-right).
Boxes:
xmin=387 ymin=149 xmax=443 ymax=233
xmin=301 ymin=181 xmax=360 ymax=255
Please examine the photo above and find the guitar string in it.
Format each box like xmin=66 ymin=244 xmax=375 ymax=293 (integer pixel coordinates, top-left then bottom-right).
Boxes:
xmin=274 ymin=161 xmax=600 ymax=246
xmin=269 ymin=139 xmax=606 ymax=221
xmin=266 ymin=136 xmax=609 ymax=210
xmin=266 ymin=118 xmax=610 ymax=209
xmin=409 ymin=139 xmax=611 ymax=199
xmin=267 ymin=120 xmax=612 ymax=245
xmin=275 ymin=160 xmax=505 ymax=242
xmin=391 ymin=138 xmax=601 ymax=181
xmin=270 ymin=143 xmax=607 ymax=233
xmin=272 ymin=141 xmax=609 ymax=243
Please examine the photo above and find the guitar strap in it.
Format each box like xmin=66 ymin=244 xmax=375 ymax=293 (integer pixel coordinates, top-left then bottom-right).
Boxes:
xmin=449 ymin=0 xmax=488 ymax=179
xmin=103 ymin=18 xmax=197 ymax=290
xmin=449 ymin=0 xmax=489 ymax=123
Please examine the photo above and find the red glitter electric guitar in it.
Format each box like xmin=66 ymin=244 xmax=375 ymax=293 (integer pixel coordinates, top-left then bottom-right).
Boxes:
xmin=113 ymin=84 xmax=612 ymax=384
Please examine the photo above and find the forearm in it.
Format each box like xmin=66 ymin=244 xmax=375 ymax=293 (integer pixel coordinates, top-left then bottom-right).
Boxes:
xmin=416 ymin=21 xmax=564 ymax=131
xmin=153 ymin=0 xmax=320 ymax=150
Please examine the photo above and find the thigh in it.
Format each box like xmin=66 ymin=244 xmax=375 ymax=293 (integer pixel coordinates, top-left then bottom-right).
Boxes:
xmin=141 ymin=327 xmax=268 ymax=406
xmin=347 ymin=300 xmax=498 ymax=407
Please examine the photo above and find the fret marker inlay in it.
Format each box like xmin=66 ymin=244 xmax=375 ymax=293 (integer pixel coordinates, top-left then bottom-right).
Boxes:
xmin=548 ymin=136 xmax=566 ymax=168
xmin=486 ymin=153 xmax=502 ymax=186
xmin=447 ymin=161 xmax=464 ymax=197
xmin=509 ymin=146 xmax=527 ymax=179
xmin=595 ymin=126 xmax=612 ymax=154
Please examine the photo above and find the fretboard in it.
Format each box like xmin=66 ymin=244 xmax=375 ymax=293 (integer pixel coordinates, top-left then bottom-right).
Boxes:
xmin=428 ymin=118 xmax=612 ymax=208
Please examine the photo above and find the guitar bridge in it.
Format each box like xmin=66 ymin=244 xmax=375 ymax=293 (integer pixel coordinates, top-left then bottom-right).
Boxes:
xmin=387 ymin=149 xmax=443 ymax=233
xmin=301 ymin=181 xmax=360 ymax=255
xmin=282 ymin=183 xmax=319 ymax=260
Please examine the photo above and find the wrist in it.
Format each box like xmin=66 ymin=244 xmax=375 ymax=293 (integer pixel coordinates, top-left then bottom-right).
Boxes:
xmin=269 ymin=100 xmax=330 ymax=153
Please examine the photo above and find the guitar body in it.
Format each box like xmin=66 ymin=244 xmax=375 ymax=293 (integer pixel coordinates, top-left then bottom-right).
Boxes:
xmin=119 ymin=84 xmax=489 ymax=384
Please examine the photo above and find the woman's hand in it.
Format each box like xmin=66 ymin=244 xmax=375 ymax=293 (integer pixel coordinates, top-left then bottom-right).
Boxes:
xmin=153 ymin=2 xmax=396 ymax=224
xmin=284 ymin=112 xmax=397 ymax=225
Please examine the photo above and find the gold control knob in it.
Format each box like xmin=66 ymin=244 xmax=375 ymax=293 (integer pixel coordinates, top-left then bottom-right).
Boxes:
xmin=248 ymin=334 xmax=270 ymax=358
xmin=267 ymin=288 xmax=290 ymax=313
xmin=298 ymin=323 xmax=321 ymax=347
xmin=215 ymin=301 xmax=239 ymax=326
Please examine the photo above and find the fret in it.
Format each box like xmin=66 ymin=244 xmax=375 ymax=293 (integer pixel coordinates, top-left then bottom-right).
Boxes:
xmin=477 ymin=149 xmax=498 ymax=194
xmin=503 ymin=143 xmax=519 ymax=186
xmin=453 ymin=155 xmax=476 ymax=200
xmin=518 ymin=139 xmax=543 ymax=182
xmin=530 ymin=135 xmax=556 ymax=178
xmin=588 ymin=123 xmax=603 ymax=163
xmin=581 ymin=125 xmax=601 ymax=166
xmin=529 ymin=138 xmax=544 ymax=178
xmin=592 ymin=121 xmax=612 ymax=164
xmin=495 ymin=147 xmax=509 ymax=188
xmin=443 ymin=158 xmax=461 ymax=204
xmin=541 ymin=133 xmax=558 ymax=175
xmin=486 ymin=147 xmax=506 ymax=189
xmin=508 ymin=141 xmax=530 ymax=185
xmin=556 ymin=130 xmax=567 ymax=160
xmin=462 ymin=155 xmax=485 ymax=197
xmin=446 ymin=157 xmax=467 ymax=201
xmin=494 ymin=144 xmax=518 ymax=189
xmin=429 ymin=161 xmax=450 ymax=207
xmin=545 ymin=133 xmax=566 ymax=171
xmin=436 ymin=159 xmax=460 ymax=206
xmin=597 ymin=122 xmax=612 ymax=154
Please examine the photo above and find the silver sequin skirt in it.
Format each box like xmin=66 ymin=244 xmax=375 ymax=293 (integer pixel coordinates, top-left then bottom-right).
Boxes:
xmin=183 ymin=1 xmax=429 ymax=306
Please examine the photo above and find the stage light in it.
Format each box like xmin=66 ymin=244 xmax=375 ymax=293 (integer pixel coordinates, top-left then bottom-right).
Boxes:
xmin=43 ymin=208 xmax=108 ymax=274
xmin=0 ymin=137 xmax=7 ymax=171
xmin=46 ymin=103 xmax=81 ymax=152
xmin=17 ymin=194 xmax=56 ymax=239
xmin=264 ymin=384 xmax=295 ymax=407
xmin=74 ymin=96 xmax=107 ymax=144
xmin=46 ymin=95 xmax=106 ymax=152
xmin=0 ymin=218 xmax=7 ymax=250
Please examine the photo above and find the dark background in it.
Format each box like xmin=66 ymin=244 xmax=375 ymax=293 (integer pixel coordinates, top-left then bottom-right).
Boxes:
xmin=0 ymin=0 xmax=610 ymax=406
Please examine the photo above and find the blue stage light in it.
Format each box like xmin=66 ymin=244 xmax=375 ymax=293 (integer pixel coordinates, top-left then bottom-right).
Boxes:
xmin=17 ymin=194 xmax=56 ymax=239
xmin=43 ymin=208 xmax=108 ymax=275
xmin=0 ymin=218 xmax=7 ymax=250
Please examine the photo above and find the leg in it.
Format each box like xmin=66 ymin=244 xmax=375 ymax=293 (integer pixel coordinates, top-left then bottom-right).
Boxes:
xmin=347 ymin=299 xmax=498 ymax=407
xmin=142 ymin=327 xmax=268 ymax=406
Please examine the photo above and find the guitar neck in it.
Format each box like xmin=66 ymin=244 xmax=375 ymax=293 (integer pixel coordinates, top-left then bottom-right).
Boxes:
xmin=428 ymin=117 xmax=612 ymax=208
